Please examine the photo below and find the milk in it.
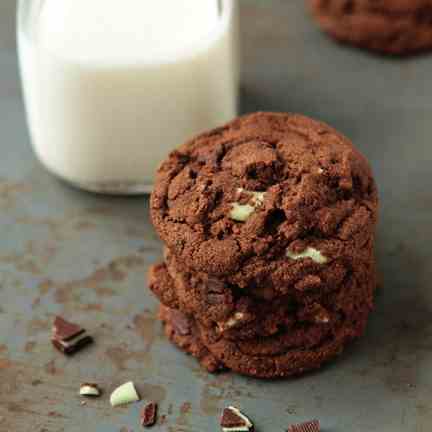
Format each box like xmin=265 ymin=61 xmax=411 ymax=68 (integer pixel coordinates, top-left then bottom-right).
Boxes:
xmin=18 ymin=0 xmax=238 ymax=193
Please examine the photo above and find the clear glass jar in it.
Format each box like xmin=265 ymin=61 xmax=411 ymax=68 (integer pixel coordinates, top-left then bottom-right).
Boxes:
xmin=17 ymin=0 xmax=239 ymax=194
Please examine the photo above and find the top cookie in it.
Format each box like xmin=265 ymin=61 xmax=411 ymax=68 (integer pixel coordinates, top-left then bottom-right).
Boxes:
xmin=151 ymin=112 xmax=378 ymax=280
xmin=308 ymin=0 xmax=432 ymax=55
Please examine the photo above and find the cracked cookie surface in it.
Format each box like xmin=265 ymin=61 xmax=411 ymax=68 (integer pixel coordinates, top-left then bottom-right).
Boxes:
xmin=151 ymin=112 xmax=378 ymax=286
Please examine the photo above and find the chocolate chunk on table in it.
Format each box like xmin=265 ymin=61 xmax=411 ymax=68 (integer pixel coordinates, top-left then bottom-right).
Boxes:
xmin=51 ymin=316 xmax=93 ymax=355
xmin=141 ymin=402 xmax=158 ymax=428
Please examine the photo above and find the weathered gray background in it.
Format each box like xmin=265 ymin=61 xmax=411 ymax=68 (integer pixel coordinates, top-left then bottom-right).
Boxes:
xmin=1 ymin=1 xmax=431 ymax=431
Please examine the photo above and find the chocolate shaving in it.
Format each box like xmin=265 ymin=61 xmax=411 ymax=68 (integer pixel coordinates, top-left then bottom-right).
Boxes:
xmin=287 ymin=420 xmax=320 ymax=432
xmin=141 ymin=402 xmax=158 ymax=428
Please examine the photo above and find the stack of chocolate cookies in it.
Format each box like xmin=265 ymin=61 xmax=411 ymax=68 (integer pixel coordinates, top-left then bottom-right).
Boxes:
xmin=148 ymin=112 xmax=379 ymax=378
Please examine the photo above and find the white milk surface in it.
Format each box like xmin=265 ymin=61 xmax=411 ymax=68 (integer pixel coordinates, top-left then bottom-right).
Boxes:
xmin=19 ymin=0 xmax=238 ymax=190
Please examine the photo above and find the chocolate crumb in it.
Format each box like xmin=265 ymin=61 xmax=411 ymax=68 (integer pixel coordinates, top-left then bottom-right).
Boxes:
xmin=287 ymin=419 xmax=320 ymax=432
xmin=141 ymin=402 xmax=158 ymax=428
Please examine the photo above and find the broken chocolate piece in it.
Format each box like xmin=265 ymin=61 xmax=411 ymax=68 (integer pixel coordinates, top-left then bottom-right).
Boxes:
xmin=221 ymin=406 xmax=254 ymax=432
xmin=51 ymin=316 xmax=93 ymax=355
xmin=287 ymin=420 xmax=320 ymax=432
xmin=140 ymin=402 xmax=158 ymax=428
xmin=79 ymin=383 xmax=101 ymax=397
xmin=53 ymin=316 xmax=84 ymax=340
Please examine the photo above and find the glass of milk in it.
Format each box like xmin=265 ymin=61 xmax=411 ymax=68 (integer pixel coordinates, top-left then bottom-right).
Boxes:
xmin=17 ymin=0 xmax=239 ymax=194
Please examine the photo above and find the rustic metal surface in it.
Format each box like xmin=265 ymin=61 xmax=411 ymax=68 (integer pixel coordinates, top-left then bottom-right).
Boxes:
xmin=1 ymin=1 xmax=431 ymax=431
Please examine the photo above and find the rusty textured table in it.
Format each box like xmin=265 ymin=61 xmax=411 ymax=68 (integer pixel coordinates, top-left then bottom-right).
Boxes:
xmin=1 ymin=1 xmax=431 ymax=431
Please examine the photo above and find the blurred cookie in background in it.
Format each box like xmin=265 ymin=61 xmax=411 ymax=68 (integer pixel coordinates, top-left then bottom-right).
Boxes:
xmin=307 ymin=0 xmax=432 ymax=55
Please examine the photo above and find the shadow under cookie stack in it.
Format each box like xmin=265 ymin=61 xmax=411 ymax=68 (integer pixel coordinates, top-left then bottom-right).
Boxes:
xmin=148 ymin=112 xmax=379 ymax=379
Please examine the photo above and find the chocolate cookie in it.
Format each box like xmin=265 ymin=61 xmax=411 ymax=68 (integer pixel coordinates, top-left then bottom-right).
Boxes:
xmin=159 ymin=260 xmax=374 ymax=379
xmin=150 ymin=244 xmax=376 ymax=342
xmin=151 ymin=113 xmax=378 ymax=291
xmin=153 ymin=255 xmax=376 ymax=376
xmin=308 ymin=0 xmax=432 ymax=55
xmin=196 ymin=266 xmax=376 ymax=378
xmin=152 ymin=259 xmax=295 ymax=340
